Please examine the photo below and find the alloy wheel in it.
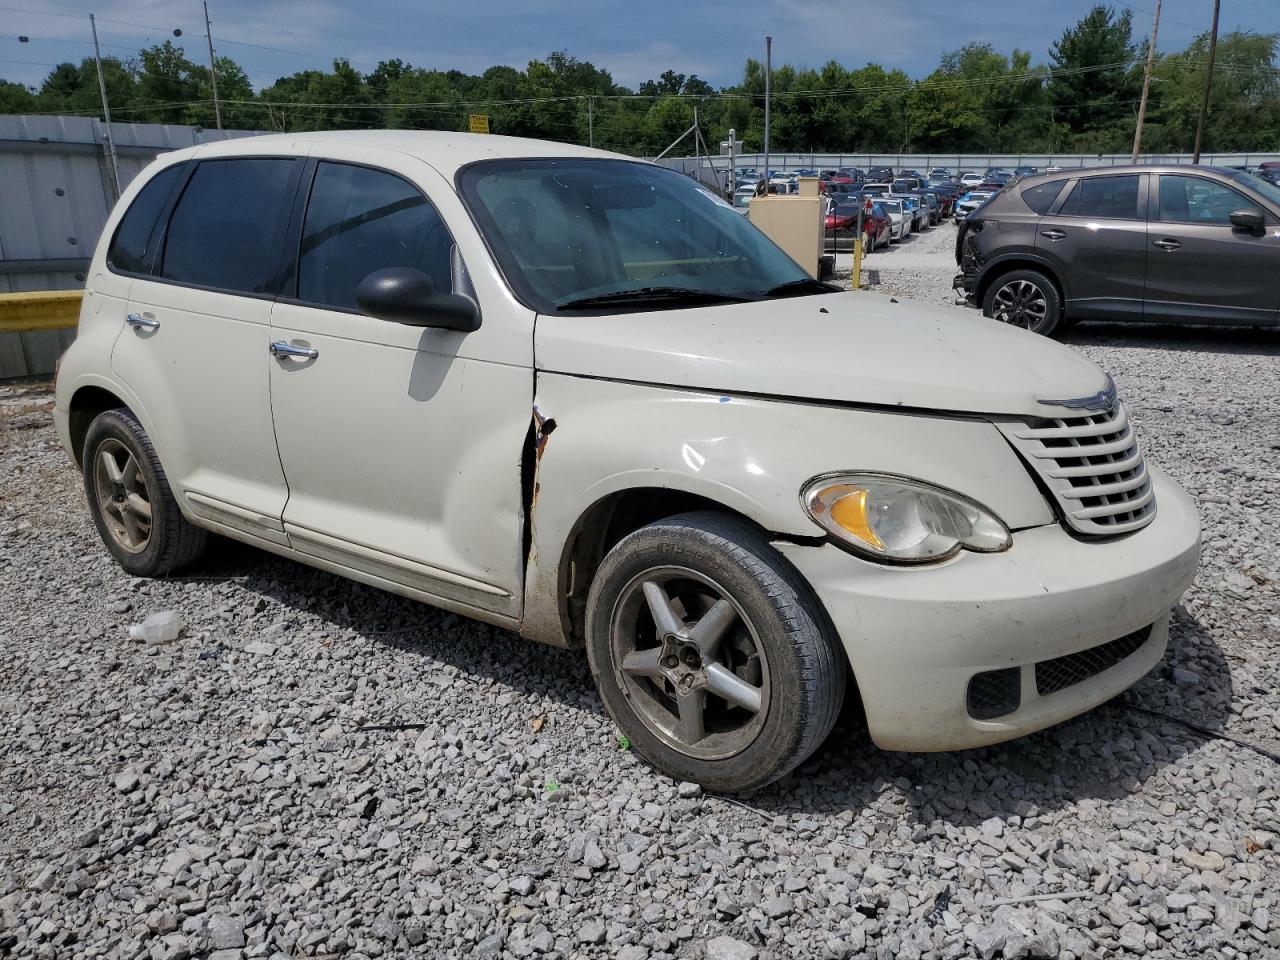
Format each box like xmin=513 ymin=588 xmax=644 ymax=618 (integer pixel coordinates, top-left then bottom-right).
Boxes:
xmin=609 ymin=566 xmax=771 ymax=760
xmin=991 ymin=279 xmax=1048 ymax=329
xmin=93 ymin=438 xmax=153 ymax=553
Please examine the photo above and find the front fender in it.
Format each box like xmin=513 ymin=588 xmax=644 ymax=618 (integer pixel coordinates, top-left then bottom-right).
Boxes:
xmin=975 ymin=251 xmax=1070 ymax=301
xmin=519 ymin=373 xmax=1054 ymax=646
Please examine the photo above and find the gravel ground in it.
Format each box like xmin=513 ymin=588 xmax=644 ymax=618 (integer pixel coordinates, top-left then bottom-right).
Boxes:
xmin=2 ymin=238 xmax=1278 ymax=960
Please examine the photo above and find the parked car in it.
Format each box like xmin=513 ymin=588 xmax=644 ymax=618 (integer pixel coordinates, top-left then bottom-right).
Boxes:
xmin=826 ymin=199 xmax=891 ymax=253
xmin=866 ymin=166 xmax=894 ymax=183
xmin=959 ymin=172 xmax=985 ymax=189
xmin=877 ymin=197 xmax=912 ymax=241
xmin=892 ymin=177 xmax=924 ymax=193
xmin=954 ymin=190 xmax=995 ymax=221
xmin=893 ymin=194 xmax=928 ymax=232
xmin=928 ymin=167 xmax=952 ymax=181
xmin=861 ymin=182 xmax=890 ymax=198
xmin=954 ymin=164 xmax=1280 ymax=336
xmin=56 ymin=132 xmax=1200 ymax=793
xmin=1014 ymin=166 xmax=1039 ymax=177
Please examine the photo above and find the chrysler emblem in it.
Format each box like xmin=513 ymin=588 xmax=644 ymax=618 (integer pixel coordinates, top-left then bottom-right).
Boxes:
xmin=1038 ymin=376 xmax=1117 ymax=412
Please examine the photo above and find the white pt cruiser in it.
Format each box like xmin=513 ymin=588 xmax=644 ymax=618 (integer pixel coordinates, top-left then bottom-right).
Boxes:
xmin=55 ymin=132 xmax=1201 ymax=792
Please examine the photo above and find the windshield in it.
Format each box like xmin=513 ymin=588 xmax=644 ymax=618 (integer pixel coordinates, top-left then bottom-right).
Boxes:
xmin=459 ymin=159 xmax=815 ymax=314
xmin=1219 ymin=167 xmax=1280 ymax=208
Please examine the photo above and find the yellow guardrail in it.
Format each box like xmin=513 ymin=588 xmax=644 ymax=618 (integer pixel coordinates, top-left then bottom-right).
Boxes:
xmin=0 ymin=290 xmax=82 ymax=334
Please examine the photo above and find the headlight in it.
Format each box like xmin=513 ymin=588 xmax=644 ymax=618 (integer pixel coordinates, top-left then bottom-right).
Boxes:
xmin=801 ymin=473 xmax=1011 ymax=564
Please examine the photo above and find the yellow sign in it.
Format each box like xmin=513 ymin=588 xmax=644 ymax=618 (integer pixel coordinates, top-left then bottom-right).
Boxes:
xmin=468 ymin=114 xmax=490 ymax=134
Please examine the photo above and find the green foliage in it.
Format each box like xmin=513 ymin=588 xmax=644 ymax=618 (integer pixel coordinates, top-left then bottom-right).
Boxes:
xmin=5 ymin=19 xmax=1278 ymax=155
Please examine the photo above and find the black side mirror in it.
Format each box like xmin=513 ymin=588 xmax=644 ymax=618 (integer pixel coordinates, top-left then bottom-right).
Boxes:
xmin=355 ymin=267 xmax=480 ymax=332
xmin=1229 ymin=208 xmax=1265 ymax=235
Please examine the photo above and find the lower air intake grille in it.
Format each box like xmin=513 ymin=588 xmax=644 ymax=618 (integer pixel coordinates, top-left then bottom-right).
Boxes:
xmin=1034 ymin=625 xmax=1153 ymax=696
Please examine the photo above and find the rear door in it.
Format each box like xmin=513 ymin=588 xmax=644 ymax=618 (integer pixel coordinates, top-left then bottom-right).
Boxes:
xmin=112 ymin=152 xmax=301 ymax=543
xmin=1035 ymin=173 xmax=1147 ymax=321
xmin=1144 ymin=172 xmax=1280 ymax=325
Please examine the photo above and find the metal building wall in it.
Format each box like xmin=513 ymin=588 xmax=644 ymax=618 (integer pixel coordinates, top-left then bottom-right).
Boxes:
xmin=0 ymin=115 xmax=267 ymax=378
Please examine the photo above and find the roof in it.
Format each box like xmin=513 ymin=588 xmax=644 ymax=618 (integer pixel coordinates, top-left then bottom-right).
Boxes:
xmin=168 ymin=129 xmax=626 ymax=177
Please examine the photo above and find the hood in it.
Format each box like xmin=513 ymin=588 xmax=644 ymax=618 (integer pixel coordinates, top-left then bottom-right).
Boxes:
xmin=535 ymin=292 xmax=1109 ymax=418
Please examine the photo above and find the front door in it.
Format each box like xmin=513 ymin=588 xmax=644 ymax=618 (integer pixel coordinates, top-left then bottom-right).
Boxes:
xmin=268 ymin=151 xmax=532 ymax=621
xmin=1144 ymin=172 xmax=1280 ymax=325
xmin=111 ymin=154 xmax=300 ymax=544
xmin=1035 ymin=172 xmax=1148 ymax=321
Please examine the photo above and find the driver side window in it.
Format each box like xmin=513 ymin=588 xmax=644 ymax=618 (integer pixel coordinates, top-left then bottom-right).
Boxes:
xmin=298 ymin=162 xmax=456 ymax=311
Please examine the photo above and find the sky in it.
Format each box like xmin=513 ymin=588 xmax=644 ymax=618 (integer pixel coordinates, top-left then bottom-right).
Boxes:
xmin=1 ymin=0 xmax=1276 ymax=95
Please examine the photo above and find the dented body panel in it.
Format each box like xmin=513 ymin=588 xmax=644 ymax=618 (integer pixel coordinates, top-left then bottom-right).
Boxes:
xmin=519 ymin=373 xmax=1056 ymax=647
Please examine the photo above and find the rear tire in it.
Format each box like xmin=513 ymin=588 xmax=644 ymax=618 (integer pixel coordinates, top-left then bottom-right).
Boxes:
xmin=83 ymin=409 xmax=207 ymax=577
xmin=585 ymin=512 xmax=846 ymax=793
xmin=982 ymin=268 xmax=1062 ymax=337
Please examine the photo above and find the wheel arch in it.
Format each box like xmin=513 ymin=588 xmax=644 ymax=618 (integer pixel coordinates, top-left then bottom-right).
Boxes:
xmin=68 ymin=384 xmax=130 ymax=466
xmin=975 ymin=255 xmax=1068 ymax=311
xmin=550 ymin=486 xmax=775 ymax=650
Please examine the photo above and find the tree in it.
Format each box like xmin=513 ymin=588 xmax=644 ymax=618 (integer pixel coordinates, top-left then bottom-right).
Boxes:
xmin=1048 ymin=4 xmax=1140 ymax=149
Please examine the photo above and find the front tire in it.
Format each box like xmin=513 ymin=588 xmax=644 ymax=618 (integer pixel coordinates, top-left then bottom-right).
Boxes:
xmin=585 ymin=512 xmax=846 ymax=793
xmin=983 ymin=268 xmax=1062 ymax=337
xmin=83 ymin=409 xmax=207 ymax=576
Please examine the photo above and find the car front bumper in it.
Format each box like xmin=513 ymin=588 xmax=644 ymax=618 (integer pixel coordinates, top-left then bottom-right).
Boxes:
xmin=774 ymin=465 xmax=1201 ymax=752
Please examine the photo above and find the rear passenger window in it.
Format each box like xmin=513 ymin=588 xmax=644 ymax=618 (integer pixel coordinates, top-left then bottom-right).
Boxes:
xmin=161 ymin=158 xmax=296 ymax=294
xmin=1058 ymin=175 xmax=1140 ymax=220
xmin=107 ymin=164 xmax=183 ymax=274
xmin=1021 ymin=180 xmax=1066 ymax=215
xmin=298 ymin=162 xmax=455 ymax=311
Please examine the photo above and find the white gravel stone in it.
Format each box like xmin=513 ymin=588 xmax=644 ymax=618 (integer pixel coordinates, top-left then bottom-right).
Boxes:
xmin=1 ymin=276 xmax=1277 ymax=956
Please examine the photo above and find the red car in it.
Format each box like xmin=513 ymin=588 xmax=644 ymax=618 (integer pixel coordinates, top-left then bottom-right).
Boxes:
xmin=825 ymin=199 xmax=891 ymax=253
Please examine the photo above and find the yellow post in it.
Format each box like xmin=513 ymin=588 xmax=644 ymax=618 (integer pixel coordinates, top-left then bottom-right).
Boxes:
xmin=851 ymin=199 xmax=865 ymax=290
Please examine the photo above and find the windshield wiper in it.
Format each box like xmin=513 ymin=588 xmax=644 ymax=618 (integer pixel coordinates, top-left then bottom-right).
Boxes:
xmin=555 ymin=286 xmax=757 ymax=310
xmin=762 ymin=278 xmax=842 ymax=298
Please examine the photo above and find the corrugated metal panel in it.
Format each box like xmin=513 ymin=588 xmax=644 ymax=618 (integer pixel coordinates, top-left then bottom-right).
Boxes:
xmin=0 ymin=114 xmax=269 ymax=378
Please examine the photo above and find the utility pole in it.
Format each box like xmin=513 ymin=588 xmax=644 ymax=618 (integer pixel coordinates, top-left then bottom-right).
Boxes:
xmin=204 ymin=1 xmax=223 ymax=130
xmin=89 ymin=14 xmax=120 ymax=198
xmin=693 ymin=104 xmax=701 ymax=182
xmin=1131 ymin=0 xmax=1162 ymax=162
xmin=763 ymin=36 xmax=772 ymax=184
xmin=587 ymin=97 xmax=594 ymax=148
xmin=1192 ymin=0 xmax=1220 ymax=164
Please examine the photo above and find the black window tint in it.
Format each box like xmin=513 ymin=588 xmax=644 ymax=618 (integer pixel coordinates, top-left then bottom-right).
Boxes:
xmin=298 ymin=162 xmax=454 ymax=311
xmin=1059 ymin=175 xmax=1140 ymax=220
xmin=1021 ymin=179 xmax=1066 ymax=215
xmin=161 ymin=158 xmax=295 ymax=293
xmin=107 ymin=164 xmax=183 ymax=274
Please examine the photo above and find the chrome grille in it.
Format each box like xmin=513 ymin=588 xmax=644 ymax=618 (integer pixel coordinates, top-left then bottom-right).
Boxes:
xmin=998 ymin=402 xmax=1156 ymax=536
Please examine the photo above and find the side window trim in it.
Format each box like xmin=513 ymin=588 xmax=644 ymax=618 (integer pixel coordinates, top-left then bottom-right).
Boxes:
xmin=279 ymin=158 xmax=466 ymax=317
xmin=104 ymin=160 xmax=191 ymax=279
xmin=151 ymin=155 xmax=304 ymax=300
xmin=278 ymin=156 xmax=319 ymax=302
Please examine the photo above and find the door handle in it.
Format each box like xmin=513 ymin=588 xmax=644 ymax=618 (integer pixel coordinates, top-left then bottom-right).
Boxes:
xmin=270 ymin=340 xmax=318 ymax=360
xmin=126 ymin=313 xmax=159 ymax=330
xmin=1039 ymin=229 xmax=1066 ymax=240
xmin=1153 ymin=238 xmax=1182 ymax=251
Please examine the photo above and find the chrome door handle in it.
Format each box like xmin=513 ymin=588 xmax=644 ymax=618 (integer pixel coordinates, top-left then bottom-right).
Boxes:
xmin=1153 ymin=238 xmax=1182 ymax=251
xmin=270 ymin=340 xmax=318 ymax=360
xmin=1040 ymin=229 xmax=1066 ymax=240
xmin=126 ymin=313 xmax=159 ymax=330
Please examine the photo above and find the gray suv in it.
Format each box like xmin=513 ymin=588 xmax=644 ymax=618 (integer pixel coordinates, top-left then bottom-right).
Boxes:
xmin=954 ymin=164 xmax=1280 ymax=336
